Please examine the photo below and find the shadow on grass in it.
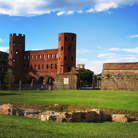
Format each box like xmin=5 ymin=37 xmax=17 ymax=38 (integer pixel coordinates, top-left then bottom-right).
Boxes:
xmin=0 ymin=92 xmax=21 ymax=96
xmin=79 ymin=88 xmax=101 ymax=90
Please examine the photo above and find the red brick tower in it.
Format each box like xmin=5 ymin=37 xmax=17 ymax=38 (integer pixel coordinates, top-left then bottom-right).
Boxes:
xmin=57 ymin=33 xmax=76 ymax=74
xmin=9 ymin=33 xmax=25 ymax=81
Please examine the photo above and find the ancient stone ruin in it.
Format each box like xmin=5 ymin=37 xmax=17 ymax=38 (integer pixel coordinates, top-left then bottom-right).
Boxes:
xmin=101 ymin=62 xmax=138 ymax=91
xmin=0 ymin=104 xmax=137 ymax=123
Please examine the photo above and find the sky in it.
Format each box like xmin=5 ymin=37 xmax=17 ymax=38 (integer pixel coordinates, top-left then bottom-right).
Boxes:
xmin=0 ymin=0 xmax=138 ymax=74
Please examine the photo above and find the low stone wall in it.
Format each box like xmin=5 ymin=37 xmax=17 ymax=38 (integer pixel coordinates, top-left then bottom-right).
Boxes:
xmin=0 ymin=104 xmax=137 ymax=123
xmin=101 ymin=62 xmax=138 ymax=91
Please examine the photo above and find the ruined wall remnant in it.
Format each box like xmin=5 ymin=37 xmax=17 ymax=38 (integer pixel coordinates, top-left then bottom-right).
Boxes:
xmin=54 ymin=67 xmax=80 ymax=89
xmin=101 ymin=62 xmax=138 ymax=91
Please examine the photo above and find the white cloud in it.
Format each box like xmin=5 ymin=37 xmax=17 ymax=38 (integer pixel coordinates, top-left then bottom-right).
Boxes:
xmin=109 ymin=47 xmax=138 ymax=53
xmin=67 ymin=11 xmax=74 ymax=15
xmin=0 ymin=46 xmax=9 ymax=52
xmin=0 ymin=0 xmax=138 ymax=16
xmin=129 ymin=35 xmax=138 ymax=38
xmin=0 ymin=39 xmax=4 ymax=43
xmin=97 ymin=53 xmax=116 ymax=58
xmin=57 ymin=11 xmax=65 ymax=16
xmin=77 ymin=10 xmax=83 ymax=13
xmin=87 ymin=2 xmax=117 ymax=13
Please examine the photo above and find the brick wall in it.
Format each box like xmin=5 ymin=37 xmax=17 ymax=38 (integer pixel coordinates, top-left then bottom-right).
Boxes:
xmin=101 ymin=63 xmax=138 ymax=91
xmin=9 ymin=33 xmax=76 ymax=83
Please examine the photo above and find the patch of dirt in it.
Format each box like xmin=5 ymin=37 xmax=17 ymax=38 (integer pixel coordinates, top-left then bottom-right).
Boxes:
xmin=11 ymin=103 xmax=138 ymax=118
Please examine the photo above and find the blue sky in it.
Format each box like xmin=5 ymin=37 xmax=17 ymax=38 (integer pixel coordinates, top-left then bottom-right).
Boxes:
xmin=0 ymin=0 xmax=138 ymax=74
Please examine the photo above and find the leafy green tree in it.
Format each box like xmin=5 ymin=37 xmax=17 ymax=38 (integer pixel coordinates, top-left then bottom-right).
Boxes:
xmin=79 ymin=71 xmax=94 ymax=85
xmin=96 ymin=76 xmax=101 ymax=80
xmin=3 ymin=68 xmax=15 ymax=84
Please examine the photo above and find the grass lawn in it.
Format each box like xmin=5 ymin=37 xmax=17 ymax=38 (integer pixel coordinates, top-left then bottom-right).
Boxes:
xmin=0 ymin=90 xmax=138 ymax=137
xmin=0 ymin=90 xmax=138 ymax=111
xmin=0 ymin=114 xmax=138 ymax=138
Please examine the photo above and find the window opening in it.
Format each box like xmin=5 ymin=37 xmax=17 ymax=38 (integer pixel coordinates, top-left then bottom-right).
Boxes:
xmin=51 ymin=64 xmax=53 ymax=69
xmin=42 ymin=64 xmax=45 ymax=69
xmin=43 ymin=55 xmax=45 ymax=59
xmin=38 ymin=65 xmax=41 ymax=69
xmin=55 ymin=64 xmax=57 ymax=69
xmin=56 ymin=54 xmax=58 ymax=58
xmin=65 ymin=36 xmax=67 ymax=41
xmin=35 ymin=65 xmax=37 ymax=70
xmin=16 ymin=51 xmax=18 ymax=54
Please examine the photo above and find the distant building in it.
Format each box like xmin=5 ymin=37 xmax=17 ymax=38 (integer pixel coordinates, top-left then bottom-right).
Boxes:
xmin=8 ymin=33 xmax=76 ymax=84
xmin=76 ymin=64 xmax=93 ymax=72
xmin=0 ymin=51 xmax=9 ymax=83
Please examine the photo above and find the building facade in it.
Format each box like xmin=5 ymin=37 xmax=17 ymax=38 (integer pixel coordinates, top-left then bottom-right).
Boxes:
xmin=9 ymin=33 xmax=76 ymax=84
xmin=0 ymin=51 xmax=9 ymax=83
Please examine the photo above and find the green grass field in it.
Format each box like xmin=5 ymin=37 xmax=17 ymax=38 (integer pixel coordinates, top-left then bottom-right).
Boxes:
xmin=0 ymin=90 xmax=138 ymax=111
xmin=0 ymin=90 xmax=138 ymax=137
xmin=0 ymin=114 xmax=138 ymax=138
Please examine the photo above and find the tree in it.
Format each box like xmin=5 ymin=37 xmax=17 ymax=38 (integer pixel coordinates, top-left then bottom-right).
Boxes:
xmin=3 ymin=68 xmax=15 ymax=89
xmin=79 ymin=71 xmax=94 ymax=85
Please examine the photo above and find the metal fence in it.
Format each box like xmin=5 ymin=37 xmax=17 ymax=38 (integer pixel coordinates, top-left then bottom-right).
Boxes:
xmin=0 ymin=84 xmax=48 ymax=90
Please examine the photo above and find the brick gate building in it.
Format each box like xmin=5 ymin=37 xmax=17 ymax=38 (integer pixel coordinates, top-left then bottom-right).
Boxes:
xmin=9 ymin=33 xmax=76 ymax=84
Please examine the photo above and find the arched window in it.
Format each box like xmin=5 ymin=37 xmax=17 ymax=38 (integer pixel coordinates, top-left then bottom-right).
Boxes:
xmin=43 ymin=55 xmax=45 ymax=59
xmin=68 ymin=66 xmax=71 ymax=72
xmin=31 ymin=65 xmax=33 ymax=69
xmin=38 ymin=65 xmax=41 ymax=69
xmin=51 ymin=64 xmax=53 ymax=69
xmin=56 ymin=54 xmax=58 ymax=58
xmin=47 ymin=64 xmax=49 ymax=69
xmin=55 ymin=64 xmax=57 ymax=69
xmin=35 ymin=65 xmax=37 ymax=70
xmin=42 ymin=64 xmax=45 ymax=69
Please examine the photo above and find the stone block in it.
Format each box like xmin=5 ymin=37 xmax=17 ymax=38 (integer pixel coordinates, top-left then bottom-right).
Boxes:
xmin=111 ymin=114 xmax=129 ymax=122
xmin=92 ymin=109 xmax=109 ymax=121
xmin=85 ymin=111 xmax=97 ymax=122
xmin=0 ymin=104 xmax=24 ymax=116
xmin=71 ymin=111 xmax=82 ymax=122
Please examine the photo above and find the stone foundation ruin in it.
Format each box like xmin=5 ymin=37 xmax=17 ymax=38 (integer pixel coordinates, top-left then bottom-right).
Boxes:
xmin=101 ymin=62 xmax=138 ymax=91
xmin=0 ymin=104 xmax=137 ymax=123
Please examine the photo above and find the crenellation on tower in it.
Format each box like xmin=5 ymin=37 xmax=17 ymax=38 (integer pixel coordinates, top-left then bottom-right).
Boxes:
xmin=8 ymin=32 xmax=76 ymax=82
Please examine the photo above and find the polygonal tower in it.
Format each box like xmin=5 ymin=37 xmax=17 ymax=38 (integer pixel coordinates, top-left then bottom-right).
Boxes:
xmin=57 ymin=33 xmax=76 ymax=74
xmin=9 ymin=33 xmax=25 ymax=81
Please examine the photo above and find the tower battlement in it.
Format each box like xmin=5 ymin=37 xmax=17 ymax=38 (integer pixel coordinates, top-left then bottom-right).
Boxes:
xmin=10 ymin=33 xmax=25 ymax=37
xmin=8 ymin=32 xmax=76 ymax=82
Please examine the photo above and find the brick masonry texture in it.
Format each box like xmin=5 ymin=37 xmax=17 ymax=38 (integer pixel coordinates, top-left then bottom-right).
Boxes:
xmin=101 ymin=63 xmax=138 ymax=91
xmin=8 ymin=33 xmax=76 ymax=83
